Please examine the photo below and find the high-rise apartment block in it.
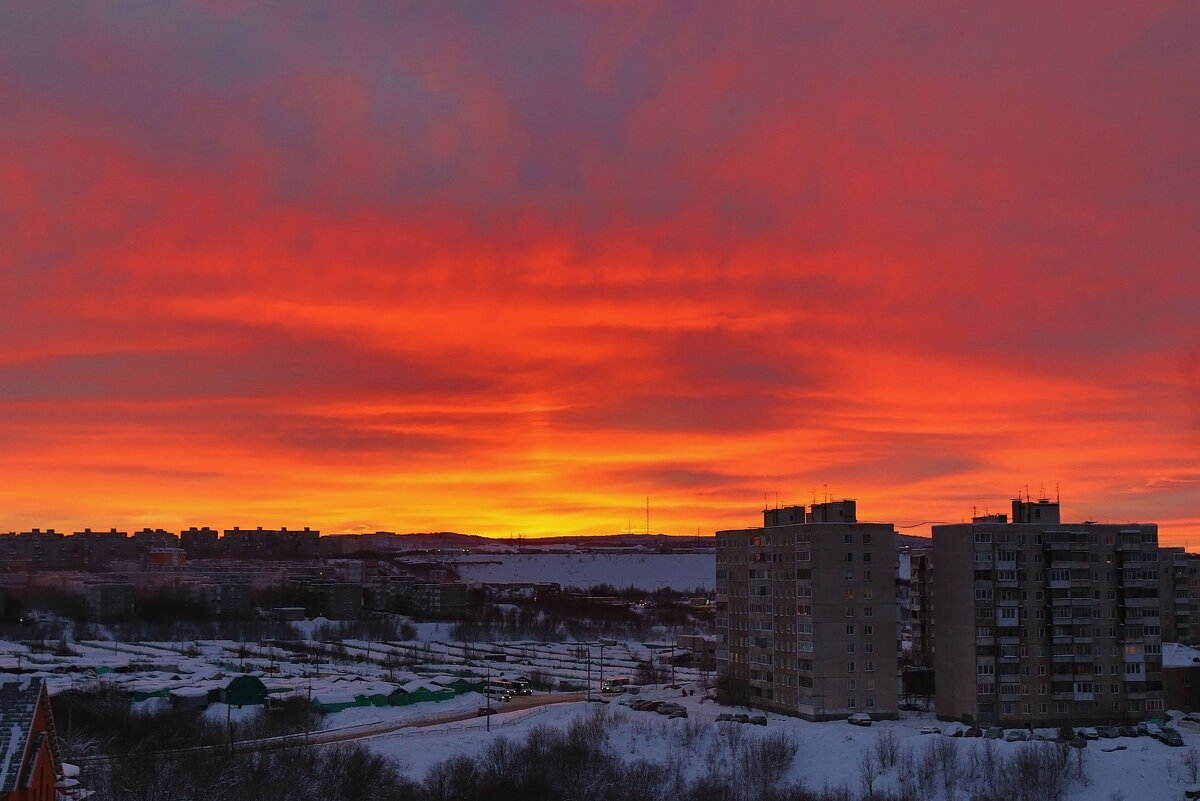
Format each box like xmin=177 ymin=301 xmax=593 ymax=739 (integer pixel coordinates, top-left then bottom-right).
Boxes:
xmin=933 ymin=498 xmax=1164 ymax=726
xmin=715 ymin=500 xmax=899 ymax=721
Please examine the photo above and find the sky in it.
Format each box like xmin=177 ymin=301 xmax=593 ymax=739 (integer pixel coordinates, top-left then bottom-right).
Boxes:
xmin=2 ymin=2 xmax=1199 ymax=543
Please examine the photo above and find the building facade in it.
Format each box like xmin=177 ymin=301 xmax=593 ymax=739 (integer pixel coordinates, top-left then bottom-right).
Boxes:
xmin=715 ymin=500 xmax=899 ymax=721
xmin=933 ymin=498 xmax=1164 ymax=726
xmin=0 ymin=679 xmax=63 ymax=801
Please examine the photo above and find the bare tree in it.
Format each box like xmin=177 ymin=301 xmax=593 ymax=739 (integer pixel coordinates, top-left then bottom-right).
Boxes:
xmin=1184 ymin=745 xmax=1200 ymax=783
xmin=873 ymin=727 xmax=899 ymax=770
xmin=857 ymin=748 xmax=880 ymax=799
xmin=737 ymin=731 xmax=799 ymax=801
xmin=933 ymin=735 xmax=959 ymax=801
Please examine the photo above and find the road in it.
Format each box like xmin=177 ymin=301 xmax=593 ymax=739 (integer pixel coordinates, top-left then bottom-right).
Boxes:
xmin=74 ymin=691 xmax=594 ymax=762
xmin=308 ymin=690 xmax=590 ymax=744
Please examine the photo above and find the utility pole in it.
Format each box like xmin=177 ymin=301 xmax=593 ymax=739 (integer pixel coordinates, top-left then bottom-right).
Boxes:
xmin=485 ymin=658 xmax=492 ymax=732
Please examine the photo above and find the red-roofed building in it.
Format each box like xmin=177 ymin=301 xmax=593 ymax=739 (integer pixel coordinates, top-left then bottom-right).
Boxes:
xmin=0 ymin=678 xmax=62 ymax=801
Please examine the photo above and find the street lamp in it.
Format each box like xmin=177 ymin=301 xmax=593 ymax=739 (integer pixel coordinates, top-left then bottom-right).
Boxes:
xmin=598 ymin=642 xmax=605 ymax=695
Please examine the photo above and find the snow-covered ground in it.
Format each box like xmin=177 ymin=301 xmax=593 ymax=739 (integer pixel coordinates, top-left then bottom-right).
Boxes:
xmin=446 ymin=552 xmax=715 ymax=592
xmin=363 ymin=690 xmax=1200 ymax=801
xmin=4 ymin=626 xmax=1200 ymax=799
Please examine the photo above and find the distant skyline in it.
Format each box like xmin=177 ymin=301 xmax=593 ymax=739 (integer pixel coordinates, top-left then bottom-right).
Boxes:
xmin=3 ymin=4 xmax=1199 ymax=545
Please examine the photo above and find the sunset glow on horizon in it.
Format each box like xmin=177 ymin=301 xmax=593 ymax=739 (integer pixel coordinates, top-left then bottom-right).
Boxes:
xmin=3 ymin=4 xmax=1200 ymax=544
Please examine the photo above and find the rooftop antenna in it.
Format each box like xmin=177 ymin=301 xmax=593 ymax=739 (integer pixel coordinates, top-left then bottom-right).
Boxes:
xmin=824 ymin=484 xmax=829 ymax=503
xmin=1056 ymin=483 xmax=1060 ymax=504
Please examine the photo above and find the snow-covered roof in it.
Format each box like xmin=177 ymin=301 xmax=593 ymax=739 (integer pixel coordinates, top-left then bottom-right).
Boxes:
xmin=1162 ymin=642 xmax=1200 ymax=668
xmin=0 ymin=677 xmax=46 ymax=793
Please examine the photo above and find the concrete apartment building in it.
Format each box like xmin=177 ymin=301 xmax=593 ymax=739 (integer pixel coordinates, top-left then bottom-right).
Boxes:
xmin=933 ymin=497 xmax=1165 ymax=727
xmin=715 ymin=500 xmax=899 ymax=721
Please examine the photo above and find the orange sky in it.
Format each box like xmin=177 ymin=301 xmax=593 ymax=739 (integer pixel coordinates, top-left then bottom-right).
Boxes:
xmin=3 ymin=3 xmax=1200 ymax=544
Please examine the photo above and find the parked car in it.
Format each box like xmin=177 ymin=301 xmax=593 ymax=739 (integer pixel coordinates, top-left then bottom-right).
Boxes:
xmin=732 ymin=714 xmax=750 ymax=724
xmin=984 ymin=727 xmax=1004 ymax=739
xmin=715 ymin=713 xmax=735 ymax=722
xmin=899 ymin=703 xmax=922 ymax=712
xmin=1161 ymin=727 xmax=1185 ymax=747
xmin=748 ymin=715 xmax=767 ymax=726
xmin=848 ymin=712 xmax=872 ymax=727
xmin=477 ymin=706 xmax=496 ymax=716
xmin=944 ymin=725 xmax=964 ymax=737
xmin=1095 ymin=726 xmax=1121 ymax=739
xmin=919 ymin=726 xmax=940 ymax=735
xmin=1004 ymin=729 xmax=1027 ymax=742
xmin=965 ymin=727 xmax=983 ymax=738
xmin=1119 ymin=725 xmax=1141 ymax=738
xmin=1078 ymin=728 xmax=1099 ymax=740
xmin=1139 ymin=721 xmax=1164 ymax=738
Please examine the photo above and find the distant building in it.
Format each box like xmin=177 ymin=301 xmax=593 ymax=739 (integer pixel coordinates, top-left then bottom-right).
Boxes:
xmin=676 ymin=633 xmax=717 ymax=673
xmin=908 ymin=548 xmax=934 ymax=667
xmin=180 ymin=527 xmax=220 ymax=559
xmin=1163 ymin=642 xmax=1200 ymax=712
xmin=410 ymin=582 xmax=468 ymax=618
xmin=1159 ymin=547 xmax=1192 ymax=644
xmin=303 ymin=581 xmax=362 ymax=620
xmin=81 ymin=581 xmax=135 ymax=621
xmin=933 ymin=497 xmax=1165 ymax=726
xmin=716 ymin=500 xmax=899 ymax=721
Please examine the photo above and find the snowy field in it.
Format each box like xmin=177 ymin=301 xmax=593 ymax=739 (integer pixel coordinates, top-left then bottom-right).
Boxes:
xmin=5 ymin=625 xmax=1200 ymax=799
xmin=363 ymin=691 xmax=1200 ymax=801
xmin=446 ymin=552 xmax=715 ymax=592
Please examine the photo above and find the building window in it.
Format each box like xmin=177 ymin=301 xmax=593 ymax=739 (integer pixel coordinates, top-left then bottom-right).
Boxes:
xmin=865 ymin=661 xmax=874 ymax=672
xmin=847 ymin=662 xmax=856 ymax=672
xmin=847 ymin=698 xmax=856 ymax=708
xmin=845 ymin=625 xmax=855 ymax=635
xmin=864 ymin=625 xmax=873 ymax=635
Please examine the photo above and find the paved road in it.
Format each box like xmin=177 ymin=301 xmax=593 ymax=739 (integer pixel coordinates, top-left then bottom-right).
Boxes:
xmin=75 ymin=691 xmax=593 ymax=761
xmin=309 ymin=690 xmax=589 ymax=744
